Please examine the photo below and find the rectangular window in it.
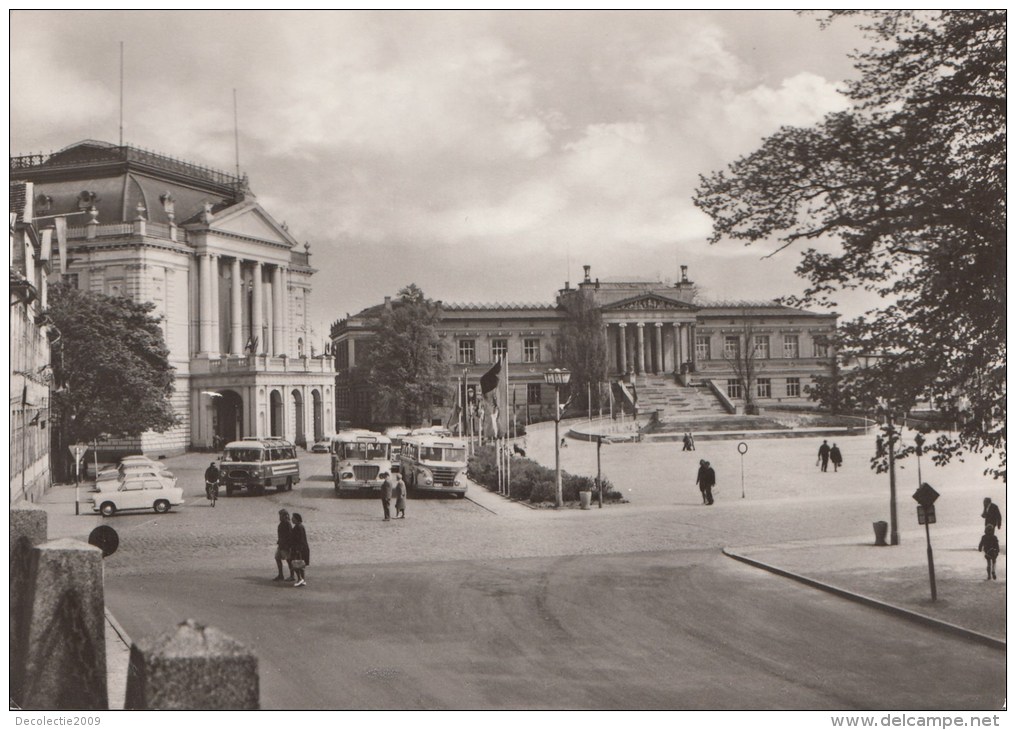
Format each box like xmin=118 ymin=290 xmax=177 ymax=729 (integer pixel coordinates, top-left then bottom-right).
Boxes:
xmin=783 ymin=335 xmax=800 ymax=359
xmin=814 ymin=338 xmax=829 ymax=358
xmin=756 ymin=378 xmax=771 ymax=398
xmin=491 ymin=339 xmax=508 ymax=362
xmin=458 ymin=339 xmax=476 ymax=364
xmin=726 ymin=379 xmax=742 ymax=399
xmin=523 ymin=338 xmax=541 ymax=363
xmin=753 ymin=335 xmax=770 ymax=359
xmin=695 ymin=335 xmax=710 ymax=361
xmin=527 ymin=383 xmax=542 ymax=404
xmin=724 ymin=335 xmax=740 ymax=359
xmin=786 ymin=377 xmax=801 ymax=397
xmin=62 ymin=273 xmax=79 ymax=289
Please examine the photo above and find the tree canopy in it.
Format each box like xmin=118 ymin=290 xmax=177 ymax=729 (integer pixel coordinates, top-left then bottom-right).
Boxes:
xmin=556 ymin=290 xmax=608 ymax=410
xmin=49 ymin=283 xmax=178 ymax=445
xmin=694 ymin=10 xmax=1005 ymax=478
xmin=363 ymin=284 xmax=449 ymax=426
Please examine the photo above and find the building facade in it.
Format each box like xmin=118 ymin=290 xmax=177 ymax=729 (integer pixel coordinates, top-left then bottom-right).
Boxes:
xmin=10 ymin=181 xmax=53 ymax=502
xmin=331 ymin=265 xmax=837 ymax=429
xmin=10 ymin=141 xmax=336 ymax=455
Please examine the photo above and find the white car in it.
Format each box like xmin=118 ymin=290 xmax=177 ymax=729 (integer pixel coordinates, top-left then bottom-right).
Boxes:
xmin=92 ymin=468 xmax=177 ymax=492
xmin=92 ymin=475 xmax=185 ymax=516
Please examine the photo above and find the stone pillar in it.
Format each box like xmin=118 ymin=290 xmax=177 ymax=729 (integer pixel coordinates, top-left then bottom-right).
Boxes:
xmin=252 ymin=262 xmax=264 ymax=354
xmin=272 ymin=266 xmax=284 ymax=356
xmin=125 ymin=619 xmax=259 ymax=710
xmin=673 ymin=323 xmax=682 ymax=373
xmin=10 ymin=506 xmax=48 ymax=706
xmin=230 ymin=258 xmax=243 ymax=355
xmin=198 ymin=253 xmax=212 ymax=355
xmin=654 ymin=323 xmax=664 ymax=374
xmin=21 ymin=539 xmax=107 ymax=710
xmin=613 ymin=324 xmax=621 ymax=377
xmin=208 ymin=254 xmax=220 ymax=356
xmin=636 ymin=323 xmax=645 ymax=375
xmin=690 ymin=324 xmax=698 ymax=371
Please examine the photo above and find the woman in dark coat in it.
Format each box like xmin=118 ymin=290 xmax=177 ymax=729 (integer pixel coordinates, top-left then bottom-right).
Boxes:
xmin=830 ymin=444 xmax=843 ymax=472
xmin=291 ymin=513 xmax=310 ymax=587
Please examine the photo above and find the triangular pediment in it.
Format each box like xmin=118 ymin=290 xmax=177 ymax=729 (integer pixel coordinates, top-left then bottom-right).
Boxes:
xmin=602 ymin=293 xmax=699 ymax=312
xmin=206 ymin=201 xmax=298 ymax=248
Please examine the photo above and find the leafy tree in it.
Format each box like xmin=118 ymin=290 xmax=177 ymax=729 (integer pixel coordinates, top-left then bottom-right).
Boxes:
xmin=556 ymin=290 xmax=608 ymax=411
xmin=694 ymin=10 xmax=1005 ymax=478
xmin=49 ymin=284 xmax=178 ymax=467
xmin=722 ymin=311 xmax=764 ymax=415
xmin=363 ymin=284 xmax=448 ymax=426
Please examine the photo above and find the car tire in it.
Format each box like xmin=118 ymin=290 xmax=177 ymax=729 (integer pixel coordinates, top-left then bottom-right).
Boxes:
xmin=153 ymin=500 xmax=170 ymax=514
xmin=100 ymin=502 xmax=116 ymax=517
xmin=286 ymin=477 xmax=293 ymax=492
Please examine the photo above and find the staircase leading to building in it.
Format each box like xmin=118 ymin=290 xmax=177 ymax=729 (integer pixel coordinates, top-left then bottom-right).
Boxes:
xmin=620 ymin=374 xmax=728 ymax=420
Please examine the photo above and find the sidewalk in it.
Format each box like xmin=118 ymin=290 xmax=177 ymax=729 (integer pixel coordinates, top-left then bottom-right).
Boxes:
xmin=725 ymin=526 xmax=1006 ymax=645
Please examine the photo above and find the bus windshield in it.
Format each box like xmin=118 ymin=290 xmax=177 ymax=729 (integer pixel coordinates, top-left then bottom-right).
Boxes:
xmin=339 ymin=442 xmax=390 ymax=460
xmin=420 ymin=446 xmax=466 ymax=463
xmin=224 ymin=449 xmax=262 ymax=463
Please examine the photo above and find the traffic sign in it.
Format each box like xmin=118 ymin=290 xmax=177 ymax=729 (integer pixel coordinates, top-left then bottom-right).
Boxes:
xmin=917 ymin=504 xmax=936 ymax=525
xmin=912 ymin=482 xmax=939 ymax=507
xmin=69 ymin=442 xmax=88 ymax=459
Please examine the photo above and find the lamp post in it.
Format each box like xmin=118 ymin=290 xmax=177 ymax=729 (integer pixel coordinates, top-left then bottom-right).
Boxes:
xmin=544 ymin=368 xmax=571 ymax=509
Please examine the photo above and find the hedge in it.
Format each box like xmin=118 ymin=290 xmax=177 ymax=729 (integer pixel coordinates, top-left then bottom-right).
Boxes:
xmin=467 ymin=445 xmax=623 ymax=504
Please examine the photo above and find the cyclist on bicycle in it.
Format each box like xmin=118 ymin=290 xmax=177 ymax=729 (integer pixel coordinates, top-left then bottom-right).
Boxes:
xmin=204 ymin=460 xmax=221 ymax=507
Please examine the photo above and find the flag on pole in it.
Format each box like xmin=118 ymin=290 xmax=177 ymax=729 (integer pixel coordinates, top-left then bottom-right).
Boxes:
xmin=480 ymin=359 xmax=501 ymax=395
xmin=54 ymin=216 xmax=67 ymax=273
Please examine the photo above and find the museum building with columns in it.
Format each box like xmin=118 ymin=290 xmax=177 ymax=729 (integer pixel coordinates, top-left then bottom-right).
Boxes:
xmin=332 ymin=265 xmax=838 ymax=429
xmin=10 ymin=140 xmax=336 ymax=455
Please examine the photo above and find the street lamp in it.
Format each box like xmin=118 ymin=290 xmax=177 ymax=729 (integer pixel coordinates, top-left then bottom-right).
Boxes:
xmin=859 ymin=353 xmax=901 ymax=546
xmin=544 ymin=368 xmax=571 ymax=508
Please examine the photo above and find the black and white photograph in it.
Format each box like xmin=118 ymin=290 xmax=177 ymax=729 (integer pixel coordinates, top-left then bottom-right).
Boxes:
xmin=9 ymin=9 xmax=1005 ymax=723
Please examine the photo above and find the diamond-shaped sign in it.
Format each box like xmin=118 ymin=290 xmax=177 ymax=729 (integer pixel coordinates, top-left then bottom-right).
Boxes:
xmin=913 ymin=482 xmax=940 ymax=507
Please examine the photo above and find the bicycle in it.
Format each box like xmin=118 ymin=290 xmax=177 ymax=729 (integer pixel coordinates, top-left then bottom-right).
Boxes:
xmin=205 ymin=480 xmax=219 ymax=507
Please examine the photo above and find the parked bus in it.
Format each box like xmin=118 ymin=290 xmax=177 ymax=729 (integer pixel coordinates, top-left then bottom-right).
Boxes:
xmin=331 ymin=430 xmax=393 ymax=495
xmin=399 ymin=434 xmax=468 ymax=497
xmin=219 ymin=437 xmax=300 ymax=496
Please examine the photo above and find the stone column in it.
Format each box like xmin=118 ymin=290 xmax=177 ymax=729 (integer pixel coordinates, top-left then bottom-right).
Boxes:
xmin=636 ymin=323 xmax=645 ymax=375
xmin=208 ymin=255 xmax=220 ymax=356
xmin=654 ymin=323 xmax=664 ymax=374
xmin=280 ymin=267 xmax=290 ymax=356
xmin=272 ymin=266 xmax=284 ymax=356
xmin=198 ymin=253 xmax=212 ymax=355
xmin=252 ymin=262 xmax=264 ymax=354
xmin=618 ymin=324 xmax=627 ymax=375
xmin=230 ymin=259 xmax=243 ymax=355
xmin=690 ymin=324 xmax=698 ymax=371
xmin=673 ymin=323 xmax=682 ymax=373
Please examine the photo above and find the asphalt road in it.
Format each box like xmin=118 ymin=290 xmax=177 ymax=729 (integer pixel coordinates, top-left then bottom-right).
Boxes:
xmin=94 ymin=432 xmax=1004 ymax=710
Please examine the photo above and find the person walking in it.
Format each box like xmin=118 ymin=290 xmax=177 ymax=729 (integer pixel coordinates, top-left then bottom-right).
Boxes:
xmin=682 ymin=432 xmax=693 ymax=452
xmin=818 ymin=440 xmax=831 ymax=472
xmin=982 ymin=497 xmax=1002 ymax=531
xmin=290 ymin=513 xmax=310 ymax=587
xmin=204 ymin=460 xmax=220 ymax=507
xmin=978 ymin=524 xmax=1000 ymax=580
xmin=829 ymin=444 xmax=843 ymax=472
xmin=394 ymin=473 xmax=407 ymax=519
xmin=380 ymin=472 xmax=393 ymax=521
xmin=274 ymin=509 xmax=295 ymax=582
xmin=696 ymin=459 xmax=716 ymax=506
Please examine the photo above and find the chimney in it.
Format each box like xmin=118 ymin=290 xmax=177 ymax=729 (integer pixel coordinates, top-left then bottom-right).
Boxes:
xmin=595 ymin=278 xmax=600 ymax=289
xmin=583 ymin=265 xmax=591 ymax=283
xmin=680 ymin=265 xmax=689 ymax=283
xmin=384 ymin=296 xmax=392 ymax=311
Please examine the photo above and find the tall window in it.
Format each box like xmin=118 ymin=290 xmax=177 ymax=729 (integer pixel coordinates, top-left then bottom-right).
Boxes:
xmin=491 ymin=339 xmax=508 ymax=362
xmin=783 ymin=334 xmax=800 ymax=359
xmin=724 ymin=335 xmax=740 ymax=359
xmin=527 ymin=383 xmax=542 ymax=404
xmin=62 ymin=273 xmax=79 ymax=289
xmin=726 ymin=379 xmax=742 ymax=399
xmin=753 ymin=335 xmax=770 ymax=359
xmin=523 ymin=338 xmax=541 ymax=363
xmin=695 ymin=335 xmax=711 ymax=361
xmin=458 ymin=339 xmax=476 ymax=364
xmin=813 ymin=338 xmax=829 ymax=358
xmin=786 ymin=377 xmax=800 ymax=397
xmin=756 ymin=378 xmax=771 ymax=398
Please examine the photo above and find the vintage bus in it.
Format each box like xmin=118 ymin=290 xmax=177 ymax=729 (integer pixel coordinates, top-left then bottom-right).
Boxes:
xmin=331 ymin=430 xmax=393 ymax=495
xmin=219 ymin=437 xmax=300 ymax=496
xmin=399 ymin=434 xmax=468 ymax=497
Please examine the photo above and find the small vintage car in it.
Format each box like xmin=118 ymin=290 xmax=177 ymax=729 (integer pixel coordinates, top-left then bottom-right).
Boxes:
xmin=92 ymin=475 xmax=185 ymax=516
xmin=311 ymin=439 xmax=331 ymax=454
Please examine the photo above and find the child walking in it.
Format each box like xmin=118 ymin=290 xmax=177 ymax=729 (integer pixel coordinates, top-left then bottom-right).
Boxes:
xmin=978 ymin=524 xmax=1000 ymax=580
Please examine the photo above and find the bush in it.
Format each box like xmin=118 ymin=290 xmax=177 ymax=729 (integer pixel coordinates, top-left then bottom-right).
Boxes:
xmin=467 ymin=445 xmax=623 ymax=504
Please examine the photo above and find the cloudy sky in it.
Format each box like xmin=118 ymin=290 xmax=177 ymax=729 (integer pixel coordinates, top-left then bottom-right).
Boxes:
xmin=11 ymin=10 xmax=869 ymax=342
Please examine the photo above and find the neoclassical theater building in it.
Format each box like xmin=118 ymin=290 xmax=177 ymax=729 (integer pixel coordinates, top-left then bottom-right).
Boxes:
xmin=332 ymin=265 xmax=838 ymax=429
xmin=10 ymin=140 xmax=336 ymax=455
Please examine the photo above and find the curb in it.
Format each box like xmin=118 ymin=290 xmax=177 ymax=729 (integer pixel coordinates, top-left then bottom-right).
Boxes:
xmin=722 ymin=548 xmax=1006 ymax=651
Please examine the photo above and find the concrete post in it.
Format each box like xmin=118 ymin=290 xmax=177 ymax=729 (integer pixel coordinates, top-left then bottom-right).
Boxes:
xmin=10 ymin=505 xmax=48 ymax=706
xmin=21 ymin=539 xmax=107 ymax=710
xmin=125 ymin=619 xmax=259 ymax=710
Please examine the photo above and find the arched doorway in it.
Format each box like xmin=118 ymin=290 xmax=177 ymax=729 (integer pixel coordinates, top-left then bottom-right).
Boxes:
xmin=212 ymin=389 xmax=244 ymax=447
xmin=270 ymin=390 xmax=284 ymax=437
xmin=292 ymin=389 xmax=305 ymax=446
xmin=311 ymin=389 xmax=323 ymax=443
